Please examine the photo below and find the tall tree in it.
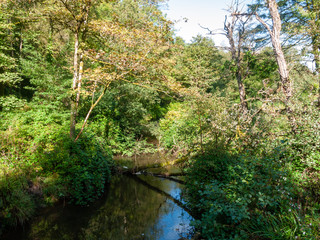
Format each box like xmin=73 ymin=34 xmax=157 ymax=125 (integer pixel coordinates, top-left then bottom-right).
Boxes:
xmin=278 ymin=0 xmax=320 ymax=104
xmin=46 ymin=0 xmax=93 ymax=139
xmin=225 ymin=2 xmax=252 ymax=114
xmin=65 ymin=0 xmax=172 ymax=141
xmin=202 ymin=0 xmax=253 ymax=114
xmin=44 ymin=0 xmax=173 ymax=140
xmin=253 ymin=0 xmax=292 ymax=102
xmin=0 ymin=1 xmax=23 ymax=98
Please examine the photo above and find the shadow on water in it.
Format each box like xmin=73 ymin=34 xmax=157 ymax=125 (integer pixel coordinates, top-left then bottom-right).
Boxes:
xmin=3 ymin=174 xmax=194 ymax=240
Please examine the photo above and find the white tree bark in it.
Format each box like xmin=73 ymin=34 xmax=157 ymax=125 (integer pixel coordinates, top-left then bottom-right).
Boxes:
xmin=255 ymin=0 xmax=292 ymax=101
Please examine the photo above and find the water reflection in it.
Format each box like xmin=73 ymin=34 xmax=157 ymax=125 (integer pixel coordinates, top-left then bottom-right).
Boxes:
xmin=5 ymin=175 xmax=193 ymax=240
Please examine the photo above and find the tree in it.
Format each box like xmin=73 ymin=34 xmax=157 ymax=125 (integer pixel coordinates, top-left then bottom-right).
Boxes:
xmin=45 ymin=0 xmax=94 ymax=139
xmin=225 ymin=3 xmax=252 ymax=114
xmin=278 ymin=0 xmax=320 ymax=104
xmin=173 ymin=36 xmax=221 ymax=96
xmin=0 ymin=1 xmax=23 ymax=99
xmin=74 ymin=0 xmax=173 ymax=141
xmin=201 ymin=0 xmax=254 ymax=114
xmin=44 ymin=0 xmax=173 ymax=141
xmin=253 ymin=0 xmax=292 ymax=102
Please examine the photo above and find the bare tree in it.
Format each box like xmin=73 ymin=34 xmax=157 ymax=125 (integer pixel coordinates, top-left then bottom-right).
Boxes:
xmin=202 ymin=0 xmax=253 ymax=114
xmin=224 ymin=2 xmax=253 ymax=114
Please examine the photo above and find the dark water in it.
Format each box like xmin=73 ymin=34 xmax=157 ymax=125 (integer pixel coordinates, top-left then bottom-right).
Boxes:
xmin=4 ymin=174 xmax=193 ymax=240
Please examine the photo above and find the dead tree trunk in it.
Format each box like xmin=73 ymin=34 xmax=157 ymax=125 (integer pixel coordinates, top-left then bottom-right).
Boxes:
xmin=224 ymin=12 xmax=249 ymax=114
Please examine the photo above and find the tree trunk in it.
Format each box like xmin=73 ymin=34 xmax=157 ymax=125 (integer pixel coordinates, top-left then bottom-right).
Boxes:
xmin=313 ymin=43 xmax=320 ymax=106
xmin=67 ymin=1 xmax=91 ymax=140
xmin=224 ymin=13 xmax=248 ymax=114
xmin=76 ymin=51 xmax=84 ymax=110
xmin=237 ymin=71 xmax=248 ymax=113
xmin=70 ymin=30 xmax=79 ymax=139
xmin=267 ymin=0 xmax=291 ymax=101
xmin=271 ymin=37 xmax=291 ymax=101
xmin=19 ymin=29 xmax=23 ymax=55
xmin=255 ymin=0 xmax=292 ymax=102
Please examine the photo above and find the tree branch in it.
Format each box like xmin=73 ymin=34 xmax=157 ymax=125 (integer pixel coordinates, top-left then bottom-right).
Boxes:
xmin=254 ymin=12 xmax=273 ymax=37
xmin=198 ymin=24 xmax=227 ymax=37
xmin=74 ymin=83 xmax=110 ymax=142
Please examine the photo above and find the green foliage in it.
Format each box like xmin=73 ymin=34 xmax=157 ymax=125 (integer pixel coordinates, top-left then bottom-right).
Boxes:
xmin=185 ymin=150 xmax=299 ymax=239
xmin=47 ymin=135 xmax=111 ymax=205
xmin=0 ymin=95 xmax=27 ymax=111
xmin=0 ymin=173 xmax=36 ymax=227
xmin=159 ymin=102 xmax=198 ymax=150
xmin=282 ymin=102 xmax=320 ymax=203
xmin=81 ymin=83 xmax=166 ymax=156
xmin=175 ymin=35 xmax=222 ymax=90
xmin=0 ymin=105 xmax=112 ymax=231
xmin=245 ymin=210 xmax=317 ymax=240
xmin=0 ymin=6 xmax=22 ymax=85
xmin=1 ymin=0 xmax=320 ymax=238
xmin=106 ymin=122 xmax=156 ymax=156
xmin=243 ymin=48 xmax=279 ymax=99
xmin=159 ymin=94 xmax=237 ymax=154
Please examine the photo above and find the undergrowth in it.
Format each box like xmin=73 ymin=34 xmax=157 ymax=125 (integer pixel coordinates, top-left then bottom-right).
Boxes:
xmin=185 ymin=149 xmax=320 ymax=239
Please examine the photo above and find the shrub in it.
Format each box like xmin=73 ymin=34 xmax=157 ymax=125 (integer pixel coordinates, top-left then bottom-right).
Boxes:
xmin=0 ymin=108 xmax=112 ymax=233
xmin=159 ymin=97 xmax=236 ymax=154
xmin=0 ymin=172 xmax=36 ymax=231
xmin=244 ymin=210 xmax=317 ymax=240
xmin=185 ymin=150 xmax=297 ymax=239
xmin=42 ymin=134 xmax=112 ymax=205
xmin=283 ymin=103 xmax=320 ymax=202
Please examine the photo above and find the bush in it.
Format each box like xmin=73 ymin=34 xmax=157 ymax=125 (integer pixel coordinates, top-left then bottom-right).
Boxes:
xmin=185 ymin=150 xmax=299 ymax=239
xmin=282 ymin=103 xmax=320 ymax=202
xmin=0 ymin=108 xmax=112 ymax=233
xmin=33 ymin=126 xmax=112 ymax=206
xmin=50 ymin=135 xmax=112 ymax=205
xmin=244 ymin=210 xmax=317 ymax=240
xmin=159 ymin=96 xmax=236 ymax=154
xmin=0 ymin=172 xmax=36 ymax=234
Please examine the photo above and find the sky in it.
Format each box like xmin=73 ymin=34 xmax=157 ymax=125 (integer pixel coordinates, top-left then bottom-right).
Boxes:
xmin=162 ymin=0 xmax=315 ymax=70
xmin=162 ymin=0 xmax=253 ymax=46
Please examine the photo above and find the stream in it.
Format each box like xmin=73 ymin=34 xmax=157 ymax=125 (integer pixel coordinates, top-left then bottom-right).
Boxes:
xmin=3 ymin=174 xmax=194 ymax=240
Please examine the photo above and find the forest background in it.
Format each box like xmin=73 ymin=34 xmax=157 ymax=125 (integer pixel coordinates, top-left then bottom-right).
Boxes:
xmin=1 ymin=0 xmax=320 ymax=239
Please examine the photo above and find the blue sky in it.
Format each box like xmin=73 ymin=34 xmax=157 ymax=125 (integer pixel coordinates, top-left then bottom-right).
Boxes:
xmin=163 ymin=0 xmax=253 ymax=46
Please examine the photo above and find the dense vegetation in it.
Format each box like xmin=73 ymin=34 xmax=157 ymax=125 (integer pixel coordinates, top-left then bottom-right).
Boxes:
xmin=1 ymin=0 xmax=320 ymax=239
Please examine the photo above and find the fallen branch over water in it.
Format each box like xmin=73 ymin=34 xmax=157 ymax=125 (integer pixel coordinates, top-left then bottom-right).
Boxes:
xmin=134 ymin=171 xmax=186 ymax=184
xmin=131 ymin=174 xmax=194 ymax=218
